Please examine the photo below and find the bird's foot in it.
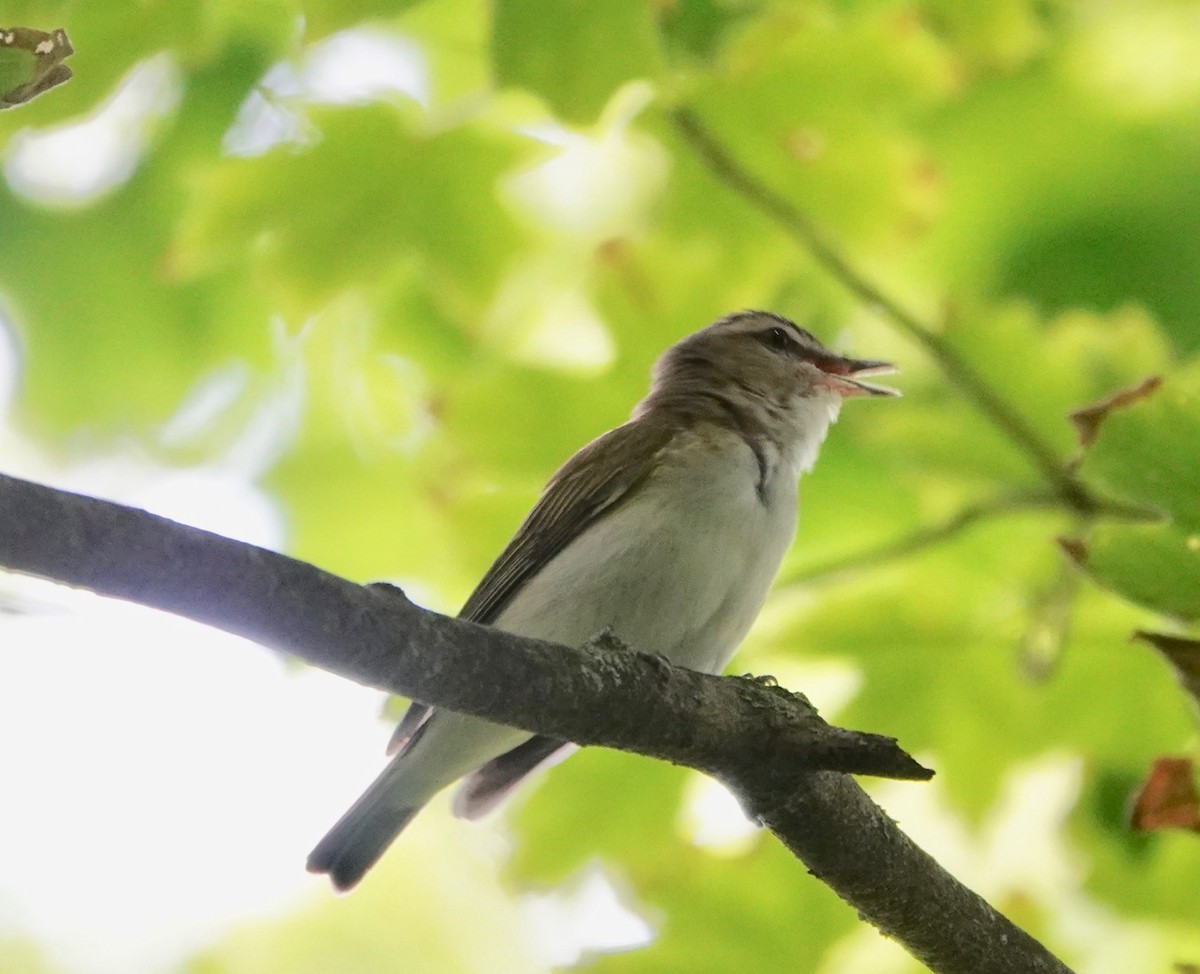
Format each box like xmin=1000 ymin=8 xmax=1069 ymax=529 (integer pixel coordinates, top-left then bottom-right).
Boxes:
xmin=739 ymin=672 xmax=778 ymax=687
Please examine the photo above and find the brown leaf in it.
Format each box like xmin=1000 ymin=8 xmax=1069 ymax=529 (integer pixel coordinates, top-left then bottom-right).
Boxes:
xmin=1129 ymin=757 xmax=1200 ymax=833
xmin=1134 ymin=630 xmax=1200 ymax=707
xmin=1069 ymin=375 xmax=1163 ymax=448
xmin=0 ymin=26 xmax=73 ymax=109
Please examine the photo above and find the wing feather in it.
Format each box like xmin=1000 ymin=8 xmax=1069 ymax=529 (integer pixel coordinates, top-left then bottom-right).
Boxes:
xmin=389 ymin=418 xmax=673 ymax=759
xmin=459 ymin=419 xmax=674 ymax=624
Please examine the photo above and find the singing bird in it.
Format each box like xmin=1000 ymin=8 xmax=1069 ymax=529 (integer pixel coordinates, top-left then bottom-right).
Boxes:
xmin=308 ymin=310 xmax=899 ymax=890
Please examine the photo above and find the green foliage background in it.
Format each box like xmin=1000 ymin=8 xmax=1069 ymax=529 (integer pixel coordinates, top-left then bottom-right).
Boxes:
xmin=2 ymin=0 xmax=1199 ymax=971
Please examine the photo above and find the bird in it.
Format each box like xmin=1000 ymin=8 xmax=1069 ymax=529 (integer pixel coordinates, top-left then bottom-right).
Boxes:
xmin=307 ymin=309 xmax=899 ymax=890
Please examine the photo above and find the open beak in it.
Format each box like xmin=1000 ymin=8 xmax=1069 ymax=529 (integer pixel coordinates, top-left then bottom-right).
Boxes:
xmin=813 ymin=356 xmax=901 ymax=398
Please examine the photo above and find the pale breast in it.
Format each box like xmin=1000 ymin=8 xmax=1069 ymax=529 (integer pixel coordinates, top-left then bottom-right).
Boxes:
xmin=494 ymin=427 xmax=798 ymax=674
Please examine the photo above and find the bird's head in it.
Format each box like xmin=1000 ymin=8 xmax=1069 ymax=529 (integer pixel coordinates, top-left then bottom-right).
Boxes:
xmin=637 ymin=310 xmax=900 ymax=472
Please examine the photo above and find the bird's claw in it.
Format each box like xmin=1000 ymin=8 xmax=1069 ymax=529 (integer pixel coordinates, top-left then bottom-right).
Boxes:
xmin=739 ymin=672 xmax=778 ymax=687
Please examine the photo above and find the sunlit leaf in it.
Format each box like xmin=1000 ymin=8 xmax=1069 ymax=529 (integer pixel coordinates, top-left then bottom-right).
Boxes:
xmin=174 ymin=102 xmax=529 ymax=317
xmin=1080 ymin=363 xmax=1200 ymax=535
xmin=1133 ymin=631 xmax=1200 ymax=709
xmin=492 ymin=0 xmax=664 ymax=124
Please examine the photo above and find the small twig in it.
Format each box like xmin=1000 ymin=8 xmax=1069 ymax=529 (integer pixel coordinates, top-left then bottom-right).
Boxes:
xmin=670 ymin=107 xmax=1092 ymax=512
xmin=779 ymin=488 xmax=1155 ymax=589
xmin=780 ymin=489 xmax=1063 ymax=587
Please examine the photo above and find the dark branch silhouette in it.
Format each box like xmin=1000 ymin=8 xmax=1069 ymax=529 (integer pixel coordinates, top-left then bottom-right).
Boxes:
xmin=0 ymin=472 xmax=1073 ymax=974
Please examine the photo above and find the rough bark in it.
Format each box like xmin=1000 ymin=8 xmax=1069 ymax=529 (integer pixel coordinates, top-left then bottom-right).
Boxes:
xmin=0 ymin=472 xmax=1073 ymax=974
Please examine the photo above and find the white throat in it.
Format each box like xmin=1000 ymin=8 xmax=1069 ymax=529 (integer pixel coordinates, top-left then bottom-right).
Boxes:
xmin=784 ymin=390 xmax=843 ymax=477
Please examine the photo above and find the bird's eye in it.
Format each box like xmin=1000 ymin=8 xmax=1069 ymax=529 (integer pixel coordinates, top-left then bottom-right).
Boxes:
xmin=762 ymin=327 xmax=792 ymax=351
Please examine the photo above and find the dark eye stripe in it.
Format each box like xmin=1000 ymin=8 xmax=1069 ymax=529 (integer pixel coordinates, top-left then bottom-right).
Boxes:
xmin=758 ymin=327 xmax=794 ymax=352
xmin=754 ymin=311 xmax=816 ymax=344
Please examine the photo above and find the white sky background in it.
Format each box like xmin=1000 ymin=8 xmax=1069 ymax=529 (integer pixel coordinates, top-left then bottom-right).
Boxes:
xmin=0 ymin=21 xmax=1169 ymax=974
xmin=0 ymin=325 xmax=396 ymax=973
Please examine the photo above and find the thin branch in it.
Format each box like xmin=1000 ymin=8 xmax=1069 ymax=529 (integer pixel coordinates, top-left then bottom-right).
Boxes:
xmin=0 ymin=471 xmax=1073 ymax=974
xmin=780 ymin=489 xmax=1063 ymax=587
xmin=670 ymin=107 xmax=1093 ymax=513
xmin=779 ymin=486 xmax=1156 ymax=589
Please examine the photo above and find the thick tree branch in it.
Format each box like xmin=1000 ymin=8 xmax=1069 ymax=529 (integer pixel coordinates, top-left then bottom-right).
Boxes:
xmin=750 ymin=774 xmax=1072 ymax=974
xmin=0 ymin=472 xmax=922 ymax=782
xmin=0 ymin=472 xmax=1073 ymax=974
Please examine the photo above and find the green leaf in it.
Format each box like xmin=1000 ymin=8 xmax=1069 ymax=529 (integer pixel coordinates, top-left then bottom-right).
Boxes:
xmin=509 ymin=754 xmax=856 ymax=974
xmin=0 ymin=42 xmax=280 ymax=431
xmin=492 ymin=0 xmax=665 ymax=124
xmin=921 ymin=0 xmax=1052 ymax=72
xmin=302 ymin=0 xmax=427 ymax=40
xmin=1074 ymin=768 xmax=1200 ymax=922
xmin=761 ymin=516 xmax=1194 ymax=816
xmin=1081 ymin=363 xmax=1200 ymax=535
xmin=588 ymin=841 xmax=856 ymax=974
xmin=1068 ymin=362 xmax=1200 ymax=619
xmin=683 ymin=3 xmax=955 ymax=247
xmin=174 ymin=103 xmax=528 ymax=317
xmin=658 ymin=0 xmax=754 ymax=64
xmin=916 ymin=63 xmax=1200 ymax=355
xmin=1076 ymin=523 xmax=1200 ymax=623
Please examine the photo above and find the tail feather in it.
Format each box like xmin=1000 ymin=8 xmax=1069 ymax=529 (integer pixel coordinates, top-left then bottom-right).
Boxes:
xmin=453 ymin=736 xmax=575 ymax=820
xmin=307 ymin=759 xmax=427 ymax=891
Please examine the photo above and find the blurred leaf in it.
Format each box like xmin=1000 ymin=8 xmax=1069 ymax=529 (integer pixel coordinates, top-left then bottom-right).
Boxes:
xmin=1076 ymin=767 xmax=1200 ymax=922
xmin=0 ymin=43 xmax=280 ymax=431
xmin=917 ymin=59 xmax=1200 ymax=355
xmin=8 ymin=0 xmax=1200 ymax=968
xmin=1074 ymin=523 xmax=1200 ymax=622
xmin=187 ymin=813 xmax=546 ymax=974
xmin=765 ymin=516 xmax=1195 ymax=815
xmin=174 ymin=102 xmax=528 ymax=317
xmin=1133 ymin=631 xmax=1200 ymax=709
xmin=510 ymin=749 xmax=689 ymax=885
xmin=509 ymin=752 xmax=856 ymax=974
xmin=682 ymin=2 xmax=955 ymax=248
xmin=492 ymin=0 xmax=665 ymax=124
xmin=921 ymin=0 xmax=1053 ymax=73
xmin=302 ymin=0 xmax=427 ymax=40
xmin=0 ymin=938 xmax=68 ymax=974
xmin=1080 ymin=363 xmax=1200 ymax=534
xmin=658 ymin=0 xmax=754 ymax=64
xmin=588 ymin=840 xmax=855 ymax=974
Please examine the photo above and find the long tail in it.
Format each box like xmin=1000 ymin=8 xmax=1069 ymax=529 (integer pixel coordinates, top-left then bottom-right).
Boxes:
xmin=307 ymin=753 xmax=426 ymax=892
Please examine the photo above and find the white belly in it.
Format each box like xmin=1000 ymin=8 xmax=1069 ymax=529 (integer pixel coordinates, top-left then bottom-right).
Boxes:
xmin=495 ymin=428 xmax=798 ymax=674
xmin=391 ymin=427 xmax=801 ymax=801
